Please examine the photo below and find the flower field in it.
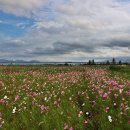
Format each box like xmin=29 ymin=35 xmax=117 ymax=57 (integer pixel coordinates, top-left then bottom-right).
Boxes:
xmin=0 ymin=65 xmax=130 ymax=130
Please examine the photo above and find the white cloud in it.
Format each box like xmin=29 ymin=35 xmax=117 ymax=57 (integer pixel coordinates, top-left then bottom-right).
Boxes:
xmin=96 ymin=47 xmax=130 ymax=58
xmin=33 ymin=21 xmax=64 ymax=29
xmin=0 ymin=0 xmax=47 ymax=17
xmin=58 ymin=0 xmax=130 ymax=31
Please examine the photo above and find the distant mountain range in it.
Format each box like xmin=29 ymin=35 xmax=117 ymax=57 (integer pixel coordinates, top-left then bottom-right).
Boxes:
xmin=0 ymin=59 xmax=41 ymax=63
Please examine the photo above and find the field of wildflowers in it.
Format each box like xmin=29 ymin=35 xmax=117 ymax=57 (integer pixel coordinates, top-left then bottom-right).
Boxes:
xmin=0 ymin=65 xmax=130 ymax=130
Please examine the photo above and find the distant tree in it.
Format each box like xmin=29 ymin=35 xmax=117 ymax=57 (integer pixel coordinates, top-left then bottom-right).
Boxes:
xmin=106 ymin=60 xmax=110 ymax=65
xmin=112 ymin=58 xmax=116 ymax=64
xmin=64 ymin=62 xmax=69 ymax=66
xmin=88 ymin=60 xmax=91 ymax=65
xmin=92 ymin=59 xmax=95 ymax=65
xmin=119 ymin=60 xmax=122 ymax=65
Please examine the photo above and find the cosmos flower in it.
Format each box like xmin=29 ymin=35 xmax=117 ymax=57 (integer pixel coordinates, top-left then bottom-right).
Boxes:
xmin=4 ymin=96 xmax=8 ymax=99
xmin=64 ymin=123 xmax=68 ymax=130
xmin=103 ymin=93 xmax=108 ymax=98
xmin=108 ymin=115 xmax=112 ymax=122
xmin=86 ymin=112 xmax=89 ymax=115
xmin=69 ymin=127 xmax=73 ymax=130
xmin=12 ymin=107 xmax=16 ymax=114
xmin=14 ymin=95 xmax=19 ymax=102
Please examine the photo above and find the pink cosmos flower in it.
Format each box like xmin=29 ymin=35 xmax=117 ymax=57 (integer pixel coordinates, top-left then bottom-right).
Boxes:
xmin=114 ymin=94 xmax=118 ymax=98
xmin=106 ymin=107 xmax=109 ymax=112
xmin=84 ymin=120 xmax=88 ymax=124
xmin=69 ymin=127 xmax=73 ymax=130
xmin=40 ymin=105 xmax=48 ymax=111
xmin=0 ymin=99 xmax=5 ymax=104
xmin=78 ymin=111 xmax=83 ymax=117
xmin=114 ymin=103 xmax=117 ymax=106
xmin=98 ymin=89 xmax=103 ymax=95
xmin=126 ymin=90 xmax=130 ymax=95
xmin=64 ymin=123 xmax=68 ymax=130
xmin=61 ymin=91 xmax=65 ymax=96
xmin=103 ymin=93 xmax=108 ymax=98
xmin=14 ymin=95 xmax=19 ymax=102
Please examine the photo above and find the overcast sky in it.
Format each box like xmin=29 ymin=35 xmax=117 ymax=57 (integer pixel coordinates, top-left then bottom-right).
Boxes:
xmin=0 ymin=0 xmax=130 ymax=62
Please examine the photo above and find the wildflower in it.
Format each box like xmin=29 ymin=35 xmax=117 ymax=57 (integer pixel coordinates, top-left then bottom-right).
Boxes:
xmin=61 ymin=91 xmax=65 ymax=96
xmin=0 ymin=99 xmax=5 ymax=104
xmin=119 ymin=89 xmax=123 ymax=94
xmin=106 ymin=107 xmax=109 ymax=110
xmin=120 ymin=112 xmax=123 ymax=115
xmin=79 ymin=111 xmax=83 ymax=114
xmin=69 ymin=97 xmax=72 ymax=101
xmin=108 ymin=115 xmax=112 ymax=122
xmin=98 ymin=89 xmax=103 ymax=95
xmin=54 ymin=101 xmax=57 ymax=105
xmin=4 ymin=95 xmax=8 ymax=100
xmin=84 ymin=120 xmax=88 ymax=124
xmin=86 ymin=112 xmax=89 ymax=115
xmin=69 ymin=127 xmax=73 ymax=130
xmin=64 ymin=123 xmax=68 ymax=130
xmin=114 ymin=103 xmax=116 ymax=106
xmin=114 ymin=94 xmax=118 ymax=98
xmin=103 ymin=93 xmax=108 ymax=98
xmin=14 ymin=95 xmax=19 ymax=102
xmin=40 ymin=105 xmax=48 ymax=112
xmin=12 ymin=107 xmax=16 ymax=113
xmin=0 ymin=120 xmax=4 ymax=127
xmin=78 ymin=111 xmax=83 ymax=117
xmin=126 ymin=90 xmax=130 ymax=95
xmin=82 ymin=103 xmax=85 ymax=106
xmin=106 ymin=107 xmax=109 ymax=112
xmin=44 ymin=97 xmax=47 ymax=101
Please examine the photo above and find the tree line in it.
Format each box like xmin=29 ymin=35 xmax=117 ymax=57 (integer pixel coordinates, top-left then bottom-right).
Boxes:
xmin=87 ymin=58 xmax=128 ymax=65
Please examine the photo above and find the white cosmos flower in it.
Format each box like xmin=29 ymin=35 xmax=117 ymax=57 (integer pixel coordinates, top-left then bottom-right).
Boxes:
xmin=4 ymin=95 xmax=8 ymax=99
xmin=108 ymin=115 xmax=112 ymax=122
xmin=82 ymin=103 xmax=85 ymax=106
xmin=12 ymin=107 xmax=16 ymax=113
xmin=44 ymin=97 xmax=47 ymax=101
xmin=86 ymin=112 xmax=89 ymax=115
xmin=119 ymin=89 xmax=123 ymax=94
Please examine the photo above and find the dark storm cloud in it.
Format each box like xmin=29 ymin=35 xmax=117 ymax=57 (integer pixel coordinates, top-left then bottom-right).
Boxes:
xmin=104 ymin=40 xmax=130 ymax=48
xmin=0 ymin=41 xmax=20 ymax=48
xmin=29 ymin=42 xmax=96 ymax=56
xmin=0 ymin=40 xmax=22 ymax=52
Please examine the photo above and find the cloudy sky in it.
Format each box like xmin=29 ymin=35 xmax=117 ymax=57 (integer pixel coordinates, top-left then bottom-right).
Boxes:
xmin=0 ymin=0 xmax=130 ymax=62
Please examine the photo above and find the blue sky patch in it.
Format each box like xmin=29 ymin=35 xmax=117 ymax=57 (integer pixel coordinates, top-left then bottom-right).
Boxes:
xmin=0 ymin=11 xmax=34 ymax=37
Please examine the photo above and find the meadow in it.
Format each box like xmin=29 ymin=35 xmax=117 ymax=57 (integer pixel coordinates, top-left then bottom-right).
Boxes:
xmin=0 ymin=65 xmax=130 ymax=130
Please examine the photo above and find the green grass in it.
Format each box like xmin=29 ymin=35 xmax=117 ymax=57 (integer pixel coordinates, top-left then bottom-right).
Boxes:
xmin=109 ymin=65 xmax=130 ymax=79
